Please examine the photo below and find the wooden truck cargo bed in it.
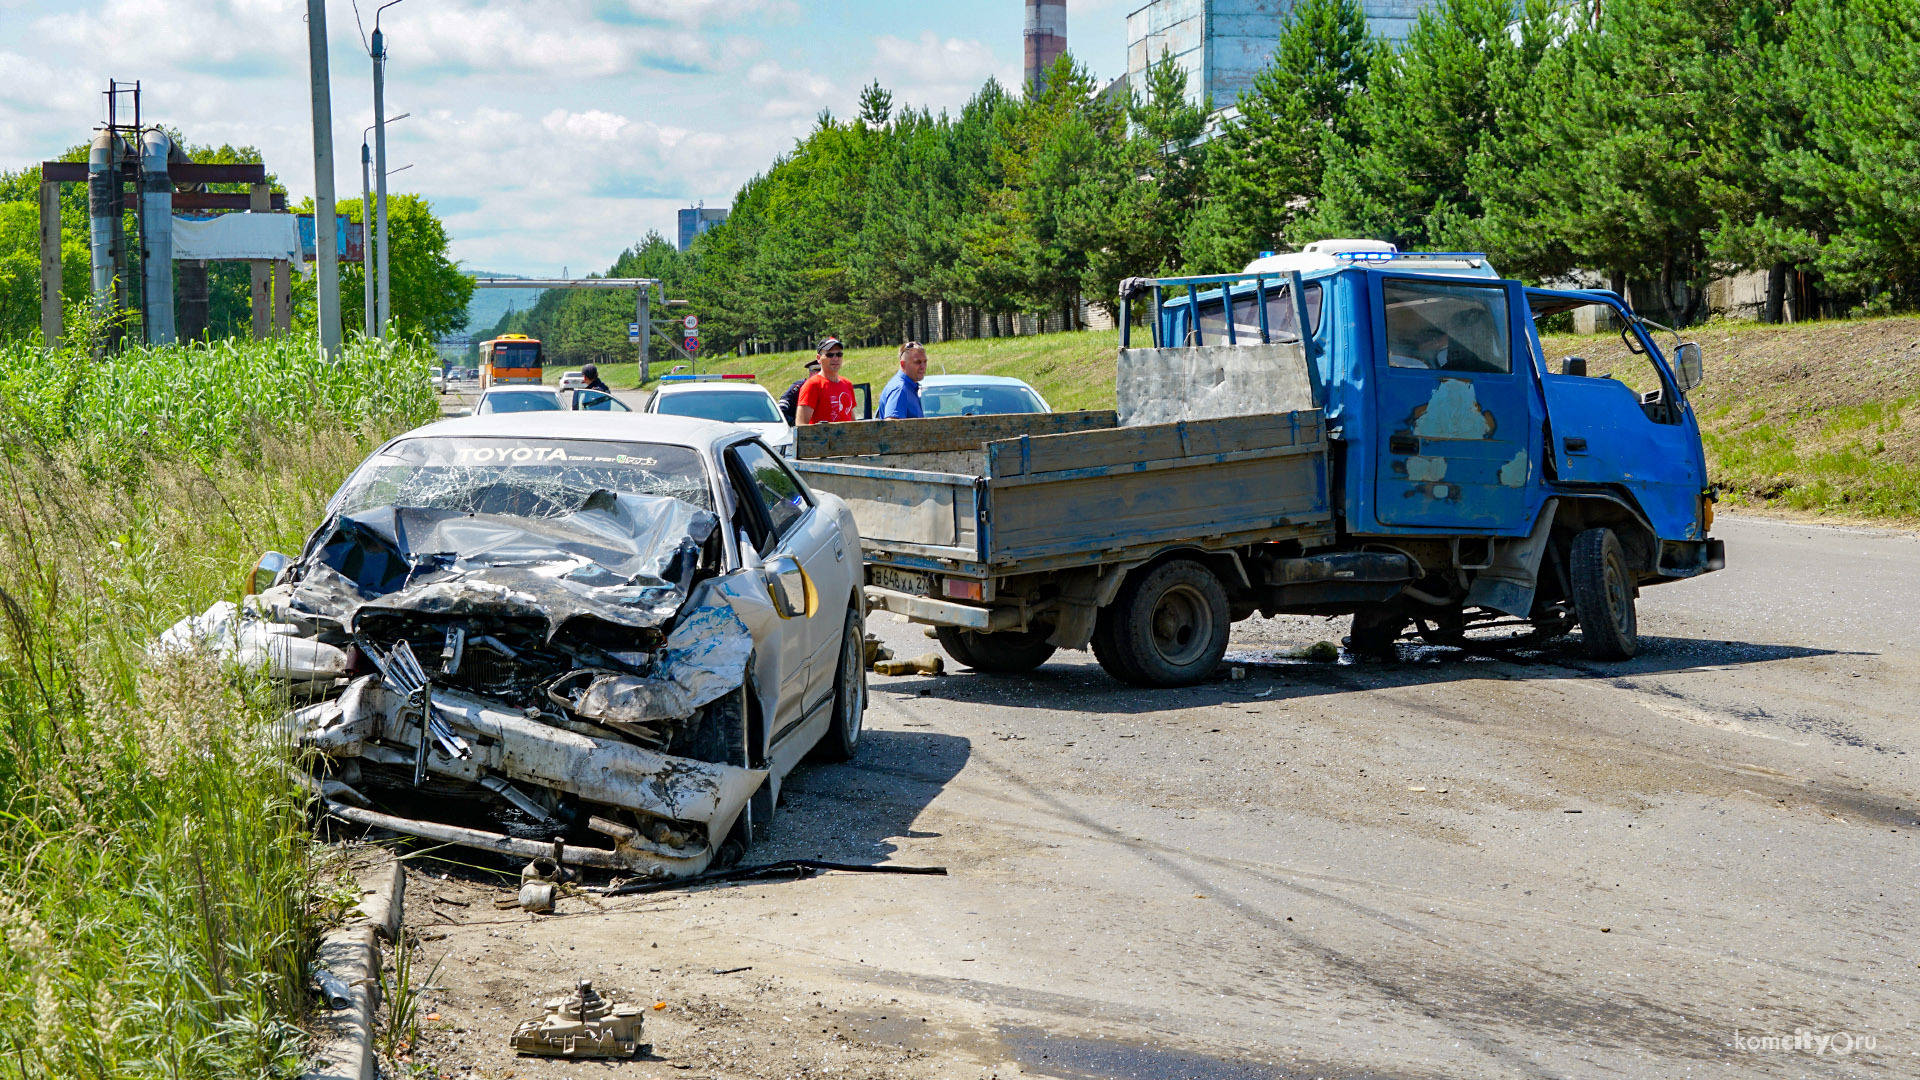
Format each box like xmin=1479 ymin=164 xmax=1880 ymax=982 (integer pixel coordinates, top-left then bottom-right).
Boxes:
xmin=791 ymin=410 xmax=1334 ymax=586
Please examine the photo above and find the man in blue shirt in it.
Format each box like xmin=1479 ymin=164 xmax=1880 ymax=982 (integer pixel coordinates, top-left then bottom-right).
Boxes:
xmin=876 ymin=341 xmax=928 ymax=419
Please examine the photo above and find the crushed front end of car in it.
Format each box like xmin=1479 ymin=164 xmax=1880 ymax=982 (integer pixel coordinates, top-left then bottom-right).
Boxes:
xmin=171 ymin=470 xmax=773 ymax=880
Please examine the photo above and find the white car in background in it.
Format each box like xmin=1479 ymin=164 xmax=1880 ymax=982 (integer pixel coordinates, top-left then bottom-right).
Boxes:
xmin=917 ymin=374 xmax=1052 ymax=417
xmin=646 ymin=376 xmax=794 ymax=452
xmin=557 ymin=371 xmax=588 ymax=392
xmin=475 ymin=386 xmax=632 ymax=414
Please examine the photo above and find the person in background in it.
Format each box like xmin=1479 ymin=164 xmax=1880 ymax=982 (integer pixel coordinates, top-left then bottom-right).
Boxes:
xmin=779 ymin=357 xmax=822 ymax=424
xmin=796 ymin=337 xmax=857 ymax=424
xmin=580 ymin=363 xmax=611 ymax=394
xmin=876 ymin=341 xmax=928 ymax=419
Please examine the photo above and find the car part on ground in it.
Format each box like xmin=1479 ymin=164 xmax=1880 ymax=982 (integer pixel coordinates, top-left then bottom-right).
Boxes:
xmin=509 ymin=980 xmax=646 ymax=1059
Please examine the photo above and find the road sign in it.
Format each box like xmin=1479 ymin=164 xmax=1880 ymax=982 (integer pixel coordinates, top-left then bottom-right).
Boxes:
xmin=684 ymin=336 xmax=701 ymax=354
xmin=627 ymin=321 xmax=640 ymax=342
xmin=682 ymin=314 xmax=698 ymax=330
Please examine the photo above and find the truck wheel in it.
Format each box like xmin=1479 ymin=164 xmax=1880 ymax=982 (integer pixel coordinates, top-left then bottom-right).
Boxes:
xmin=811 ymin=607 xmax=867 ymax=762
xmin=1346 ymin=604 xmax=1406 ymax=660
xmin=937 ymin=626 xmax=1056 ymax=673
xmin=1569 ymin=527 xmax=1638 ymax=659
xmin=933 ymin=625 xmax=980 ymax=668
xmin=1094 ymin=560 xmax=1230 ymax=687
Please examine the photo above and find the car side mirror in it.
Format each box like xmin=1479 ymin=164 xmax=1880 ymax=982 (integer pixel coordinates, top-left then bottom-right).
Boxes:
xmin=249 ymin=551 xmax=293 ymax=595
xmin=1559 ymin=356 xmax=1587 ymax=377
xmin=1674 ymin=342 xmax=1704 ymax=391
xmin=764 ymin=553 xmax=816 ymax=619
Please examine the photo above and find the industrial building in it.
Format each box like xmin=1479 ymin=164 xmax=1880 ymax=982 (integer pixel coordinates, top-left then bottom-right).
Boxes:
xmin=1127 ymin=0 xmax=1438 ymax=113
xmin=677 ymin=206 xmax=729 ymax=252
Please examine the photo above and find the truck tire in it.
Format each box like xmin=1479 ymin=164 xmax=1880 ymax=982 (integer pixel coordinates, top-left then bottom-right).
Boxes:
xmin=936 ymin=625 xmax=1056 ymax=673
xmin=1569 ymin=527 xmax=1638 ymax=660
xmin=811 ymin=607 xmax=867 ymax=762
xmin=933 ymin=625 xmax=980 ymax=668
xmin=1092 ymin=560 xmax=1230 ymax=687
xmin=1346 ymin=604 xmax=1406 ymax=660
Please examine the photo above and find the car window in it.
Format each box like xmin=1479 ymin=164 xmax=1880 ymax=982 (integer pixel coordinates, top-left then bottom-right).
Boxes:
xmin=1383 ymin=280 xmax=1511 ymax=374
xmin=654 ymin=389 xmax=783 ymax=424
xmin=730 ymin=441 xmax=810 ymax=545
xmin=334 ymin=437 xmax=712 ymax=517
xmin=920 ymin=385 xmax=1047 ymax=417
xmin=479 ymin=391 xmax=563 ymax=413
xmin=571 ymin=390 xmax=631 ymax=412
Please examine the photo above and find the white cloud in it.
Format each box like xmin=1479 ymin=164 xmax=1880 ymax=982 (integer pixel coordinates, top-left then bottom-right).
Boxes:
xmin=871 ymin=32 xmax=1015 ymax=116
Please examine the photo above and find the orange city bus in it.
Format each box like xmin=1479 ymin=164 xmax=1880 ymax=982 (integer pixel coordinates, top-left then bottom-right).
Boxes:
xmin=479 ymin=333 xmax=544 ymax=388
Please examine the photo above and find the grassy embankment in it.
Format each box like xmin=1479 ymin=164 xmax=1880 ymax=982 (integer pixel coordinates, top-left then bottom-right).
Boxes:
xmin=0 ymin=330 xmax=438 ymax=1078
xmin=565 ymin=318 xmax=1920 ymax=521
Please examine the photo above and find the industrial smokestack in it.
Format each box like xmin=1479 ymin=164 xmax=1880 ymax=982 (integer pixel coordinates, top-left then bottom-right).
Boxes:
xmin=1024 ymin=0 xmax=1067 ymax=95
xmin=139 ymin=129 xmax=176 ymax=345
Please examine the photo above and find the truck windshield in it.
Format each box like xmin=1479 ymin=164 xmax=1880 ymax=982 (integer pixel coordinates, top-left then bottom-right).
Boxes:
xmin=334 ymin=438 xmax=712 ymax=518
xmin=1383 ymin=280 xmax=1511 ymax=374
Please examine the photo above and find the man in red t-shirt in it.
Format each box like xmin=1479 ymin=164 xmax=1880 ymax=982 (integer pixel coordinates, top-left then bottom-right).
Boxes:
xmin=795 ymin=336 xmax=857 ymax=424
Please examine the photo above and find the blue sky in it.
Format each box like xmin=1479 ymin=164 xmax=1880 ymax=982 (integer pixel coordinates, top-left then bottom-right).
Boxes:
xmin=0 ymin=1 xmax=1132 ymax=277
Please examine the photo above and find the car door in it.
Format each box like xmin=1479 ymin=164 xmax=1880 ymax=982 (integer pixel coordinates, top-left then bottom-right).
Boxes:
xmin=1528 ymin=298 xmax=1708 ymax=540
xmin=725 ymin=439 xmax=845 ymax=737
xmin=1371 ymin=275 xmax=1542 ymax=531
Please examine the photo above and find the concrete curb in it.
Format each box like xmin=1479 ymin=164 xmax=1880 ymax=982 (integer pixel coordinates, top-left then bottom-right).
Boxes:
xmin=305 ymin=854 xmax=405 ymax=1080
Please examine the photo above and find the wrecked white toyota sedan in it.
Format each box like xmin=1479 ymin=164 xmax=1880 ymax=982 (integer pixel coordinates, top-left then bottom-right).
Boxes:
xmin=228 ymin=412 xmax=866 ymax=879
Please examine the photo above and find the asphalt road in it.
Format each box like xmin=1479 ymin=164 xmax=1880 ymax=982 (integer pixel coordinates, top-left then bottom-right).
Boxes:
xmin=407 ymin=513 xmax=1916 ymax=1080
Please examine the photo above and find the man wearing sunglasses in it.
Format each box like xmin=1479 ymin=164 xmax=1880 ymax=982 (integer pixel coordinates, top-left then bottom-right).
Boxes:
xmin=796 ymin=337 xmax=857 ymax=424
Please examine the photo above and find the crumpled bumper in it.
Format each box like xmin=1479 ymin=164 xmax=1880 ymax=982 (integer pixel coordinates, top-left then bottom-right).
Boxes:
xmin=293 ymin=679 xmax=766 ymax=878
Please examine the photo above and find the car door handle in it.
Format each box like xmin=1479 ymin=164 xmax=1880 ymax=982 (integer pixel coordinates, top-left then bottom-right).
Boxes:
xmin=1563 ymin=437 xmax=1589 ymax=453
xmin=1389 ymin=435 xmax=1420 ymax=454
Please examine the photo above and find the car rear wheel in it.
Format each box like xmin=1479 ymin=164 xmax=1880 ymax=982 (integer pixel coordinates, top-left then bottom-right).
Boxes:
xmin=1093 ymin=560 xmax=1230 ymax=687
xmin=936 ymin=625 xmax=1056 ymax=673
xmin=1569 ymin=527 xmax=1639 ymax=659
xmin=812 ymin=606 xmax=866 ymax=762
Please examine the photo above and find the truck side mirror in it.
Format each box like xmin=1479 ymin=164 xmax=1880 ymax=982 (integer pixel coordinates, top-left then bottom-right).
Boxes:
xmin=1674 ymin=342 xmax=1704 ymax=391
xmin=1559 ymin=356 xmax=1587 ymax=377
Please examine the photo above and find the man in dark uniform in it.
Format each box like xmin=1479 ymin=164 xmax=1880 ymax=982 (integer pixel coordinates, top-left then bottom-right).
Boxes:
xmin=778 ymin=356 xmax=822 ymax=425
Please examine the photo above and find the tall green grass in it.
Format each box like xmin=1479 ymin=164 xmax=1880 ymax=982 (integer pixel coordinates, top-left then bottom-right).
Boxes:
xmin=0 ymin=330 xmax=438 ymax=1078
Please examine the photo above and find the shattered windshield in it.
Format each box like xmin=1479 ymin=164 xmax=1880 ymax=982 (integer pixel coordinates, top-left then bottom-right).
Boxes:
xmin=334 ymin=437 xmax=713 ymax=519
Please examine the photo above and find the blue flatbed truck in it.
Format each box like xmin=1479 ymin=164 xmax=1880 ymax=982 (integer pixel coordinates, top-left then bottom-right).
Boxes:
xmin=791 ymin=244 xmax=1725 ymax=687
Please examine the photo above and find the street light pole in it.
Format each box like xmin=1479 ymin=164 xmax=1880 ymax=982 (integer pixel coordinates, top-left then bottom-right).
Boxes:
xmin=360 ymin=138 xmax=374 ymax=338
xmin=306 ymin=0 xmax=341 ymax=358
xmin=371 ymin=0 xmax=405 ymax=336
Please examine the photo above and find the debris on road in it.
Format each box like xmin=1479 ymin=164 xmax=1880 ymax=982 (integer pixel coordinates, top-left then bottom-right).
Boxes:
xmin=873 ymin=653 xmax=944 ymax=676
xmin=509 ymin=979 xmax=646 ymax=1059
xmin=598 ymin=859 xmax=948 ymax=898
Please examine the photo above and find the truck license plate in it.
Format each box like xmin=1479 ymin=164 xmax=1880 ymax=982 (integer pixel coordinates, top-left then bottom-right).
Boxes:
xmin=870 ymin=566 xmax=935 ymax=596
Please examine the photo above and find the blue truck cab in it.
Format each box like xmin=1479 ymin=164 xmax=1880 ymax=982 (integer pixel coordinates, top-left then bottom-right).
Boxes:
xmin=1129 ymin=240 xmax=1724 ymax=658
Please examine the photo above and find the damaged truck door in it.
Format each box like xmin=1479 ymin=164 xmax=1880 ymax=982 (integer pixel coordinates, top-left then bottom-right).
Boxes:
xmin=172 ymin=414 xmax=867 ymax=880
